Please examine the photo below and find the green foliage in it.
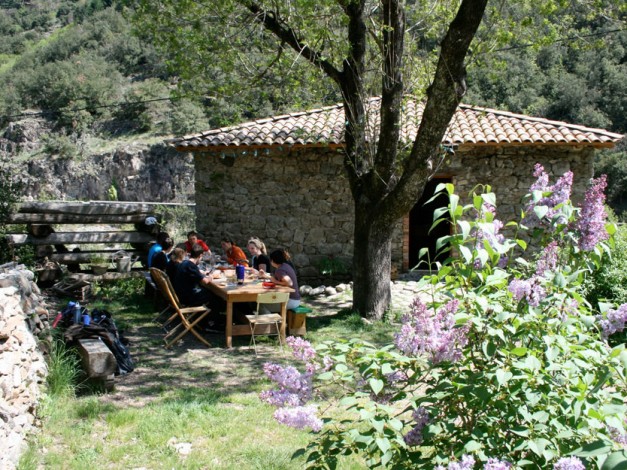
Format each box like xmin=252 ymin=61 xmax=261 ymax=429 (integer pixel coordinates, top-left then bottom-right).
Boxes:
xmin=41 ymin=133 xmax=79 ymax=159
xmin=315 ymin=256 xmax=349 ymax=280
xmin=45 ymin=337 xmax=81 ymax=397
xmin=276 ymin=179 xmax=627 ymax=468
xmin=596 ymin=141 xmax=627 ymax=220
xmin=583 ymin=221 xmax=627 ymax=309
xmin=90 ymin=277 xmax=144 ymax=300
xmin=0 ymin=152 xmax=22 ymax=228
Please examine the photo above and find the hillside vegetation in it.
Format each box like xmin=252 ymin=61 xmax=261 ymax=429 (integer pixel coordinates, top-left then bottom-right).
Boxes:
xmin=0 ymin=0 xmax=625 ymax=214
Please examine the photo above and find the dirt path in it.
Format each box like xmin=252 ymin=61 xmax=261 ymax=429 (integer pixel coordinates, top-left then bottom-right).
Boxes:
xmin=89 ymin=280 xmax=426 ymax=407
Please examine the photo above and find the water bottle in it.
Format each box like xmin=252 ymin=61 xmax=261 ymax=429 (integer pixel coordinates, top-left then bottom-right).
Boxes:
xmin=73 ymin=302 xmax=81 ymax=324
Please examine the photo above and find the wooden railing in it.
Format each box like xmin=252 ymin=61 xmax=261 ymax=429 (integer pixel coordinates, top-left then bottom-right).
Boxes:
xmin=5 ymin=201 xmax=166 ymax=272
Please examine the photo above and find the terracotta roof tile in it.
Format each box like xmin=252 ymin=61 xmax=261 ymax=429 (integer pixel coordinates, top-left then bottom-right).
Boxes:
xmin=171 ymin=97 xmax=623 ymax=151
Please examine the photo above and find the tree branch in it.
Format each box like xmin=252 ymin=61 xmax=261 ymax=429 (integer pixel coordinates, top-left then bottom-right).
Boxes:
xmin=382 ymin=0 xmax=488 ymax=223
xmin=373 ymin=0 xmax=405 ymax=192
xmin=241 ymin=1 xmax=343 ymax=84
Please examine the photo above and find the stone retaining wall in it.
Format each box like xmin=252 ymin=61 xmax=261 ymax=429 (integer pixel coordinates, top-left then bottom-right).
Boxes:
xmin=0 ymin=265 xmax=50 ymax=470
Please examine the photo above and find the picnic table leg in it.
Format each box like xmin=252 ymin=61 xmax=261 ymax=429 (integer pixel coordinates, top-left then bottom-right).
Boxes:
xmin=280 ymin=301 xmax=287 ymax=343
xmin=226 ymin=301 xmax=233 ymax=348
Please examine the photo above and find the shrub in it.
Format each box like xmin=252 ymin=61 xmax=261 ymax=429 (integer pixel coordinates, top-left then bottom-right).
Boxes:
xmin=260 ymin=167 xmax=627 ymax=468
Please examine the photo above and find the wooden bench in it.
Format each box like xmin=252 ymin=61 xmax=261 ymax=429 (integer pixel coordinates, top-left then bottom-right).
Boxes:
xmin=5 ymin=201 xmax=161 ymax=279
xmin=288 ymin=305 xmax=312 ymax=336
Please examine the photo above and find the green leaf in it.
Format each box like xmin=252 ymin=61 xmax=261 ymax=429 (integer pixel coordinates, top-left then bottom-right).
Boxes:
xmin=457 ymin=220 xmax=471 ymax=239
xmin=510 ymin=347 xmax=528 ymax=356
xmin=571 ymin=439 xmax=614 ymax=458
xmin=534 ymin=205 xmax=549 ymax=220
xmin=464 ymin=440 xmax=482 ymax=452
xmin=482 ymin=341 xmax=496 ymax=358
xmin=339 ymin=396 xmax=358 ymax=406
xmin=600 ymin=450 xmax=627 ymax=469
xmin=376 ymin=437 xmax=391 ymax=454
xmin=369 ymin=378 xmax=384 ymax=395
xmin=482 ymin=192 xmax=496 ymax=206
xmin=496 ymin=368 xmax=513 ymax=386
xmin=459 ymin=245 xmax=473 ymax=264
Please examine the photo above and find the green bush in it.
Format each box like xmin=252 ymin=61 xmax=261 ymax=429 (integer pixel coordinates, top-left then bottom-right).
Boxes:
xmin=261 ymin=171 xmax=627 ymax=468
xmin=584 ymin=222 xmax=627 ymax=307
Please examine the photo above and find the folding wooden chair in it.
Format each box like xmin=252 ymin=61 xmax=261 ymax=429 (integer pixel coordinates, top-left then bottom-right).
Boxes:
xmin=149 ymin=268 xmax=212 ymax=348
xmin=245 ymin=291 xmax=290 ymax=355
xmin=148 ymin=269 xmax=175 ymax=328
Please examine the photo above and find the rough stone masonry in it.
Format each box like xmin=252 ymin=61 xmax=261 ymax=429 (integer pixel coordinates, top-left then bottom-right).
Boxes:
xmin=0 ymin=265 xmax=50 ymax=470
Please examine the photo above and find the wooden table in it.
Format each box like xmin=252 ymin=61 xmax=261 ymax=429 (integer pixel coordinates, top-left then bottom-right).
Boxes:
xmin=204 ymin=273 xmax=294 ymax=348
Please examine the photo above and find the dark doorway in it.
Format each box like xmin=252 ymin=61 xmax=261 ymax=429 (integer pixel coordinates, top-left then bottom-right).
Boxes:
xmin=408 ymin=177 xmax=451 ymax=270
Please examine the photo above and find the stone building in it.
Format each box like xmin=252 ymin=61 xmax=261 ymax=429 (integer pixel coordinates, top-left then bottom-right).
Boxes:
xmin=170 ymin=98 xmax=622 ymax=281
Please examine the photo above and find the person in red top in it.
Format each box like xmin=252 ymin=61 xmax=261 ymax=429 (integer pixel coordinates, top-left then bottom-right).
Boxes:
xmin=184 ymin=231 xmax=211 ymax=254
xmin=221 ymin=235 xmax=249 ymax=267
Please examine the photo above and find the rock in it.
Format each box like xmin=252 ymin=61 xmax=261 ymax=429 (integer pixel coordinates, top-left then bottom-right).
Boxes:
xmin=300 ymin=285 xmax=313 ymax=295
xmin=324 ymin=286 xmax=337 ymax=296
xmin=309 ymin=286 xmax=326 ymax=296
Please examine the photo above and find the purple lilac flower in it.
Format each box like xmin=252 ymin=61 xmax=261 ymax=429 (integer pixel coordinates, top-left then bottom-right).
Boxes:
xmin=274 ymin=405 xmax=323 ymax=431
xmin=259 ymin=389 xmax=302 ymax=407
xmin=596 ymin=303 xmax=627 ymax=340
xmin=435 ymin=454 xmax=476 ymax=470
xmin=524 ymin=164 xmax=573 ymax=229
xmin=553 ymin=456 xmax=586 ymax=470
xmin=261 ymin=363 xmax=312 ymax=405
xmin=536 ymin=241 xmax=559 ymax=275
xmin=394 ymin=298 xmax=469 ymax=364
xmin=508 ymin=277 xmax=547 ymax=307
xmin=484 ymin=458 xmax=512 ymax=469
xmin=286 ymin=336 xmax=316 ymax=363
xmin=575 ymin=175 xmax=609 ymax=251
xmin=608 ymin=423 xmax=627 ymax=446
xmin=559 ymin=299 xmax=579 ymax=321
xmin=322 ymin=356 xmax=334 ymax=372
xmin=385 ymin=370 xmax=409 ymax=384
xmin=403 ymin=407 xmax=430 ymax=446
xmin=509 ymin=279 xmax=531 ymax=302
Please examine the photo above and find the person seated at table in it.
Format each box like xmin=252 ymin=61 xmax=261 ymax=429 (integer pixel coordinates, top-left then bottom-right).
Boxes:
xmin=173 ymin=243 xmax=221 ymax=307
xmin=165 ymin=247 xmax=186 ymax=282
xmin=152 ymin=237 xmax=174 ymax=272
xmin=247 ymin=237 xmax=271 ymax=274
xmin=269 ymin=248 xmax=301 ymax=310
xmin=147 ymin=231 xmax=170 ymax=268
xmin=184 ymin=231 xmax=211 ymax=254
xmin=221 ymin=235 xmax=249 ymax=267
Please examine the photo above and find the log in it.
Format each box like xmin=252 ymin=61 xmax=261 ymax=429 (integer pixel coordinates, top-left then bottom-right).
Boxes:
xmin=68 ymin=270 xmax=147 ymax=282
xmin=17 ymin=201 xmax=159 ymax=216
xmin=8 ymin=212 xmax=153 ymax=224
xmin=6 ymin=231 xmax=154 ymax=245
xmin=50 ymin=249 xmax=144 ymax=263
xmin=77 ymin=338 xmax=117 ymax=378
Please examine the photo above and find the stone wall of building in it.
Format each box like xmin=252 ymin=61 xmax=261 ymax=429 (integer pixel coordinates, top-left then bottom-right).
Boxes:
xmin=193 ymin=145 xmax=596 ymax=280
xmin=448 ymin=145 xmax=595 ymax=220
xmin=0 ymin=265 xmax=50 ymax=470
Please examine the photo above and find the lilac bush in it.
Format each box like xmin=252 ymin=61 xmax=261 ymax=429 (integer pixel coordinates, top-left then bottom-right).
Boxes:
xmin=575 ymin=175 xmax=609 ymax=251
xmin=260 ymin=168 xmax=626 ymax=469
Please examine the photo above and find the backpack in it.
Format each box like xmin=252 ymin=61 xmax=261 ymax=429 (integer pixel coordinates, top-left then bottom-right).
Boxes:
xmin=64 ymin=309 xmax=135 ymax=376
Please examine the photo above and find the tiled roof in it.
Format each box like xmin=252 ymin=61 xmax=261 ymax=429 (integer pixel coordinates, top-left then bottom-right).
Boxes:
xmin=170 ymin=97 xmax=623 ymax=151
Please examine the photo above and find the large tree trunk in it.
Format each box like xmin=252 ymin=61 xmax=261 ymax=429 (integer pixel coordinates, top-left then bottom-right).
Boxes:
xmin=352 ymin=200 xmax=394 ymax=320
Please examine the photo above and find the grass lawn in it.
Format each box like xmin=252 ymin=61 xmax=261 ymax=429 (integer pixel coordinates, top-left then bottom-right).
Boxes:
xmin=19 ymin=280 xmax=397 ymax=469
